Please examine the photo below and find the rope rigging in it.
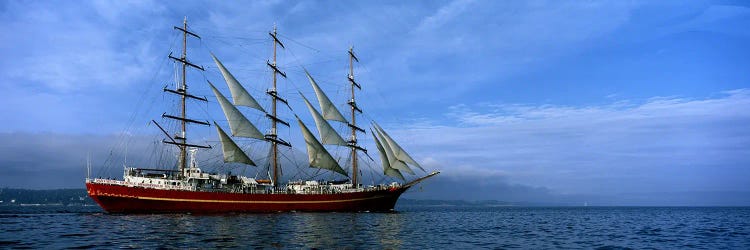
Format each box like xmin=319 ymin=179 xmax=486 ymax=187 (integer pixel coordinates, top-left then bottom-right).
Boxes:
xmin=95 ymin=23 xmax=412 ymax=185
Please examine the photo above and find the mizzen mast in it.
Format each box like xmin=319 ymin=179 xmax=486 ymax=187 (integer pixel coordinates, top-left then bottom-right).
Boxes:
xmin=163 ymin=17 xmax=210 ymax=178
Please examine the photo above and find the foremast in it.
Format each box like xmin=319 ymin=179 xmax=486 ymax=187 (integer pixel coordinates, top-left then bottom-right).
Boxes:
xmin=162 ymin=17 xmax=210 ymax=179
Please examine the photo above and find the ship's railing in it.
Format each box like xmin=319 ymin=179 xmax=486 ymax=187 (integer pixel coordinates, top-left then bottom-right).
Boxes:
xmin=192 ymin=185 xmax=391 ymax=195
xmin=276 ymin=184 xmax=396 ymax=195
xmin=90 ymin=178 xmax=126 ymax=186
xmin=89 ymin=177 xmax=399 ymax=194
xmin=89 ymin=178 xmax=195 ymax=191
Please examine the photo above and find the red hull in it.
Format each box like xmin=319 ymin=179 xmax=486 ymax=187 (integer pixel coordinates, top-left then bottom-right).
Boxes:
xmin=86 ymin=182 xmax=407 ymax=213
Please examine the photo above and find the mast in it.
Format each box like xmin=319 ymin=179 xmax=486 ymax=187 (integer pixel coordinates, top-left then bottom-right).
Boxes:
xmin=179 ymin=18 xmax=188 ymax=177
xmin=272 ymin=26 xmax=279 ymax=188
xmin=163 ymin=17 xmax=209 ymax=179
xmin=348 ymin=47 xmax=361 ymax=187
xmin=266 ymin=25 xmax=289 ymax=188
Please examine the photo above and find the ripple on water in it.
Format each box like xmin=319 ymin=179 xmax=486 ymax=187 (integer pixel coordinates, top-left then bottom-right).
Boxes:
xmin=60 ymin=233 xmax=91 ymax=238
xmin=0 ymin=206 xmax=749 ymax=248
xmin=0 ymin=240 xmax=22 ymax=246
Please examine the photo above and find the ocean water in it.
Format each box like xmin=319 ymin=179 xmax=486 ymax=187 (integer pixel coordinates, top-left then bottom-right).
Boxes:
xmin=1 ymin=205 xmax=749 ymax=249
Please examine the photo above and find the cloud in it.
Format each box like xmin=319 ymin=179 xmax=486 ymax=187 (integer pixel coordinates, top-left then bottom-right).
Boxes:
xmin=179 ymin=1 xmax=644 ymax=114
xmin=0 ymin=132 xmax=129 ymax=189
xmin=680 ymin=5 xmax=750 ymax=36
xmin=354 ymin=1 xmax=640 ymax=111
xmin=382 ymin=89 xmax=750 ymax=198
xmin=0 ymin=1 xmax=167 ymax=93
xmin=448 ymin=89 xmax=749 ymax=126
xmin=415 ymin=0 xmax=476 ymax=33
xmin=2 ymin=1 xmax=730 ymax=134
xmin=1 ymin=89 xmax=748 ymax=205
xmin=403 ymin=173 xmax=559 ymax=203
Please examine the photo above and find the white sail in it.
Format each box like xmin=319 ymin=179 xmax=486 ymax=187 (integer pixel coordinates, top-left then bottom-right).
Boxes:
xmin=373 ymin=122 xmax=424 ymax=171
xmin=373 ymin=126 xmax=415 ymax=175
xmin=214 ymin=122 xmax=256 ymax=166
xmin=300 ymin=93 xmax=348 ymax=146
xmin=304 ymin=69 xmax=348 ymax=123
xmin=297 ymin=118 xmax=348 ymax=177
xmin=372 ymin=131 xmax=405 ymax=180
xmin=208 ymin=81 xmax=265 ymax=139
xmin=211 ymin=54 xmax=266 ymax=112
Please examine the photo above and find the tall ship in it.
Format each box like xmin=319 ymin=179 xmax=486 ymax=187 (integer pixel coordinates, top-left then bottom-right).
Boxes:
xmin=85 ymin=19 xmax=439 ymax=213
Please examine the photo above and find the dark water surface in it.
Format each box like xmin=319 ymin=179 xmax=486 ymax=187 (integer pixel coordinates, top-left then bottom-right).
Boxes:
xmin=1 ymin=205 xmax=749 ymax=249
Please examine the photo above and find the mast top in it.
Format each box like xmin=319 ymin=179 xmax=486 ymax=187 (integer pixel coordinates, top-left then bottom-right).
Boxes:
xmin=269 ymin=25 xmax=285 ymax=49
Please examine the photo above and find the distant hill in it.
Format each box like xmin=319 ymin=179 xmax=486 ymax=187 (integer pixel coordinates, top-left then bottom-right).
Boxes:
xmin=397 ymin=199 xmax=573 ymax=207
xmin=0 ymin=188 xmax=94 ymax=205
xmin=398 ymin=199 xmax=519 ymax=207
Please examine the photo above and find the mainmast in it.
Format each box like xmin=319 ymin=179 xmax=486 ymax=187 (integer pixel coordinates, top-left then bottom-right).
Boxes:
xmin=348 ymin=47 xmax=363 ymax=187
xmin=266 ymin=26 xmax=290 ymax=187
xmin=162 ymin=17 xmax=209 ymax=178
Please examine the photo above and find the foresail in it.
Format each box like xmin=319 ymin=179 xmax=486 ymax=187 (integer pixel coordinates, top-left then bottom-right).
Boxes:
xmin=208 ymin=81 xmax=265 ymax=139
xmin=304 ymin=69 xmax=348 ymax=123
xmin=211 ymin=54 xmax=266 ymax=112
xmin=372 ymin=131 xmax=405 ymax=180
xmin=373 ymin=122 xmax=424 ymax=171
xmin=300 ymin=93 xmax=347 ymax=146
xmin=214 ymin=122 xmax=256 ymax=166
xmin=373 ymin=126 xmax=415 ymax=175
xmin=297 ymin=118 xmax=349 ymax=177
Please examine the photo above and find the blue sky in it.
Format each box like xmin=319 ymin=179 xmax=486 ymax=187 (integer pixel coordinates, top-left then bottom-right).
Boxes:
xmin=1 ymin=0 xmax=749 ymax=205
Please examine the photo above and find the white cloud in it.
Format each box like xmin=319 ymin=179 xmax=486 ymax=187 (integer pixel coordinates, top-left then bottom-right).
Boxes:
xmin=680 ymin=4 xmax=750 ymax=36
xmin=353 ymin=1 xmax=641 ymax=110
xmin=415 ymin=0 xmax=476 ymax=33
xmin=0 ymin=1 xmax=167 ymax=93
xmin=384 ymin=89 xmax=750 ymax=195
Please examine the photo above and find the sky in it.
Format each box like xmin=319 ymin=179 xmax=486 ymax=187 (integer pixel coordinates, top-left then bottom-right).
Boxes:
xmin=1 ymin=0 xmax=749 ymax=205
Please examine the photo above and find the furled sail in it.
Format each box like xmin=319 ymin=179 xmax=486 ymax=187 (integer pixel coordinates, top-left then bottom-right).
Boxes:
xmin=300 ymin=92 xmax=347 ymax=146
xmin=214 ymin=122 xmax=256 ymax=166
xmin=211 ymin=54 xmax=266 ymax=113
xmin=297 ymin=118 xmax=348 ymax=177
xmin=373 ymin=122 xmax=424 ymax=171
xmin=304 ymin=69 xmax=348 ymax=123
xmin=372 ymin=131 xmax=405 ymax=180
xmin=373 ymin=126 xmax=415 ymax=175
xmin=208 ymin=81 xmax=265 ymax=139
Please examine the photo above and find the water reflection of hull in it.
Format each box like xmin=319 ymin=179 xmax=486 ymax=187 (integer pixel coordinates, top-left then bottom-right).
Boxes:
xmin=86 ymin=183 xmax=407 ymax=213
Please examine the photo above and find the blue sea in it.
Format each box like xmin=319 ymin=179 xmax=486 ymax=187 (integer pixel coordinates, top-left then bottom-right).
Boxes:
xmin=1 ymin=205 xmax=748 ymax=249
